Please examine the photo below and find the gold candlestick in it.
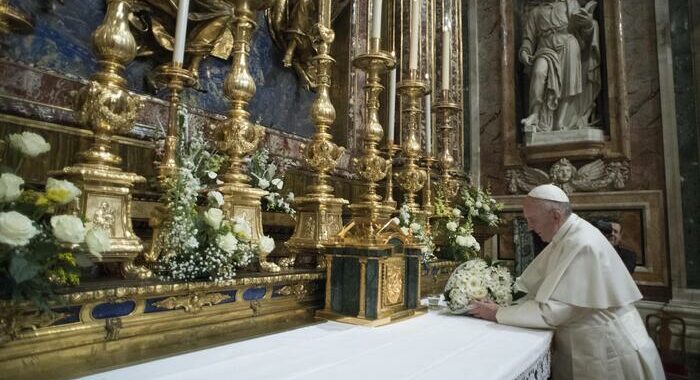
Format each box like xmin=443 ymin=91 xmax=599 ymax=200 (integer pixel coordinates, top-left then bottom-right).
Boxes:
xmin=382 ymin=142 xmax=401 ymax=209
xmin=287 ymin=0 xmax=348 ymax=262
xmin=144 ymin=64 xmax=195 ymax=263
xmin=216 ymin=0 xmax=274 ymax=269
xmin=52 ymin=0 xmax=149 ymax=279
xmin=396 ymin=70 xmax=428 ymax=212
xmin=155 ymin=64 xmax=195 ymax=183
xmin=433 ymin=90 xmax=462 ymax=205
xmin=343 ymin=38 xmax=396 ymax=244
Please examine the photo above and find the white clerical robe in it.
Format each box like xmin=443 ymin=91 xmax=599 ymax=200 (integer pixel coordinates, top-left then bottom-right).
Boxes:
xmin=496 ymin=214 xmax=665 ymax=380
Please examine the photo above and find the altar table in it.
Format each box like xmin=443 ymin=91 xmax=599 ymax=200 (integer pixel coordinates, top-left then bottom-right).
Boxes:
xmin=80 ymin=307 xmax=553 ymax=380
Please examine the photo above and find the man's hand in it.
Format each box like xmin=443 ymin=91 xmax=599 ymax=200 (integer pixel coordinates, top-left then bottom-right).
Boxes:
xmin=468 ymin=299 xmax=499 ymax=321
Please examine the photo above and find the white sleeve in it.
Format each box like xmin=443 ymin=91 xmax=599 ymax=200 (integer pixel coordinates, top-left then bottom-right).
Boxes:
xmin=496 ymin=299 xmax=586 ymax=329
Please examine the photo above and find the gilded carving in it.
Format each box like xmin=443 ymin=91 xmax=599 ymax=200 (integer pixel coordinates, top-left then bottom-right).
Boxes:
xmin=92 ymin=201 xmax=117 ymax=234
xmin=383 ymin=262 xmax=404 ymax=307
xmin=0 ymin=309 xmax=69 ymax=344
xmin=105 ymin=317 xmax=122 ymax=341
xmin=153 ymin=292 xmax=231 ymax=313
xmin=505 ymin=158 xmax=630 ymax=194
xmin=277 ymin=282 xmax=310 ymax=301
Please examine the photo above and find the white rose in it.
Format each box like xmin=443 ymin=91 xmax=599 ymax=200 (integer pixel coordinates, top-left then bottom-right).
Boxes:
xmin=258 ymin=178 xmax=270 ymax=189
xmin=207 ymin=191 xmax=224 ymax=207
xmin=475 ymin=201 xmax=483 ymax=209
xmin=466 ymin=235 xmax=479 ymax=248
xmin=8 ymin=131 xmax=51 ymax=157
xmin=452 ymin=208 xmax=462 ymax=217
xmin=259 ymin=235 xmax=275 ymax=254
xmin=0 ymin=173 xmax=24 ymax=202
xmin=233 ymin=219 xmax=252 ymax=240
xmin=217 ymin=233 xmax=238 ymax=253
xmin=207 ymin=171 xmax=217 ymax=179
xmin=409 ymin=222 xmax=421 ymax=232
xmin=85 ymin=228 xmax=110 ymax=257
xmin=45 ymin=178 xmax=82 ymax=205
xmin=455 ymin=235 xmax=469 ymax=247
xmin=446 ymin=221 xmax=458 ymax=232
xmin=0 ymin=211 xmax=38 ymax=246
xmin=203 ymin=208 xmax=224 ymax=230
xmin=286 ymin=192 xmax=294 ymax=202
xmin=51 ymin=215 xmax=86 ymax=244
xmin=271 ymin=178 xmax=283 ymax=190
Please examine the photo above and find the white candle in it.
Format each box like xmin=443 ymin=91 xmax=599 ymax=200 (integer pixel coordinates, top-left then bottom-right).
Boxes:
xmin=371 ymin=0 xmax=383 ymax=40
xmin=172 ymin=0 xmax=191 ymax=65
xmin=424 ymin=93 xmax=432 ymax=155
xmin=442 ymin=0 xmax=452 ymax=91
xmin=387 ymin=68 xmax=397 ymax=143
xmin=409 ymin=0 xmax=420 ymax=70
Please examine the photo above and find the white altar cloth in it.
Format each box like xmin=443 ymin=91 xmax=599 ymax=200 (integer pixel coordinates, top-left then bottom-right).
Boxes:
xmin=80 ymin=308 xmax=553 ymax=380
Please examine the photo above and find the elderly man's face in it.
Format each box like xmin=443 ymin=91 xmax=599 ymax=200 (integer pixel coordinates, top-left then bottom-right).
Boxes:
xmin=523 ymin=197 xmax=559 ymax=242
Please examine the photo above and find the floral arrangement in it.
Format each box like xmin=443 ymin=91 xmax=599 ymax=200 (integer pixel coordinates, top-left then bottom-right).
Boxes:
xmin=154 ymin=108 xmax=276 ymax=281
xmin=455 ymin=185 xmax=503 ymax=227
xmin=433 ymin=183 xmax=504 ymax=262
xmin=436 ymin=208 xmax=481 ymax=262
xmin=443 ymin=258 xmax=513 ymax=314
xmin=396 ymin=204 xmax=436 ymax=264
xmin=247 ymin=148 xmax=296 ymax=218
xmin=0 ymin=132 xmax=109 ymax=310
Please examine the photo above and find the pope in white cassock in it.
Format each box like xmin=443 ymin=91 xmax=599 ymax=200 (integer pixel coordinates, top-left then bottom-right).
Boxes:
xmin=469 ymin=184 xmax=665 ymax=380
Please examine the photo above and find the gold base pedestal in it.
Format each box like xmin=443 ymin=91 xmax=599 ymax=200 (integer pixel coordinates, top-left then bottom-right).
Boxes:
xmin=316 ymin=305 xmax=427 ymax=327
xmin=53 ymin=164 xmax=148 ymax=279
xmin=219 ymin=184 xmax=268 ymax=242
xmin=285 ymin=196 xmax=347 ymax=268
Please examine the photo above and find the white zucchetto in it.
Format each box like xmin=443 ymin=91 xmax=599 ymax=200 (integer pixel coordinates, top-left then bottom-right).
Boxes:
xmin=527 ymin=184 xmax=570 ymax=203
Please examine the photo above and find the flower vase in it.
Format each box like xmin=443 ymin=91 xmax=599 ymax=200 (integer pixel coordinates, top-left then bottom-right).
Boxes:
xmin=473 ymin=224 xmax=499 ymax=253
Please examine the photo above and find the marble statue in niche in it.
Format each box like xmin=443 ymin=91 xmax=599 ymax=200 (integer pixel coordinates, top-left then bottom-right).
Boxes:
xmin=519 ymin=0 xmax=601 ymax=135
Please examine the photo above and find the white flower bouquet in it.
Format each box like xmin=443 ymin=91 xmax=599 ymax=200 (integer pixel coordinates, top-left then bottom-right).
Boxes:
xmin=456 ymin=185 xmax=503 ymax=227
xmin=155 ymin=110 xmax=277 ymax=281
xmin=247 ymin=148 xmax=296 ymax=219
xmin=396 ymin=204 xmax=437 ymax=264
xmin=436 ymin=207 xmax=481 ymax=262
xmin=0 ymin=132 xmax=109 ymax=311
xmin=443 ymin=258 xmax=513 ymax=314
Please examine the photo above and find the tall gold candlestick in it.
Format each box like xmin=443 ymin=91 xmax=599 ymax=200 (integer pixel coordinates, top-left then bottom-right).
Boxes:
xmin=397 ymin=70 xmax=428 ymax=212
xmin=287 ymin=0 xmax=349 ymax=261
xmin=216 ymin=0 xmax=273 ymax=269
xmin=344 ymin=38 xmax=396 ymax=244
xmin=433 ymin=89 xmax=462 ymax=205
xmin=155 ymin=64 xmax=195 ymax=183
xmin=53 ymin=0 xmax=149 ymax=279
xmin=144 ymin=64 xmax=195 ymax=263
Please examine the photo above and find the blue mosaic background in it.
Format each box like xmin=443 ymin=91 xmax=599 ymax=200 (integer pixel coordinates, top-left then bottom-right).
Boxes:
xmin=2 ymin=0 xmax=315 ymax=137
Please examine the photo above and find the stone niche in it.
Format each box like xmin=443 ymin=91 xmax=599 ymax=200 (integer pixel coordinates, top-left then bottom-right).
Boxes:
xmin=502 ymin=0 xmax=631 ymax=167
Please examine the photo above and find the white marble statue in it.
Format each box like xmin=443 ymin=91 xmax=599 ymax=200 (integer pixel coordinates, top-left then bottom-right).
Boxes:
xmin=520 ymin=0 xmax=601 ymax=133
